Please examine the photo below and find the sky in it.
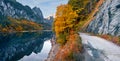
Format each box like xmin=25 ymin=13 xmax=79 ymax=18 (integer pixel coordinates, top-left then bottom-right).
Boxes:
xmin=16 ymin=0 xmax=68 ymax=18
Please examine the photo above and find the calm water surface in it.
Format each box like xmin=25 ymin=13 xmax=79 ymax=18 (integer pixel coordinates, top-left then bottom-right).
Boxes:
xmin=0 ymin=31 xmax=53 ymax=61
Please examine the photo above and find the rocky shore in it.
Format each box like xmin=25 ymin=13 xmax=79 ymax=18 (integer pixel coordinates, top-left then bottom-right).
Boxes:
xmin=46 ymin=34 xmax=84 ymax=61
xmin=46 ymin=36 xmax=60 ymax=61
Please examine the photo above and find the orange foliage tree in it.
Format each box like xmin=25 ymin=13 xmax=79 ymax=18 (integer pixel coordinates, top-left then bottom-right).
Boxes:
xmin=54 ymin=4 xmax=78 ymax=45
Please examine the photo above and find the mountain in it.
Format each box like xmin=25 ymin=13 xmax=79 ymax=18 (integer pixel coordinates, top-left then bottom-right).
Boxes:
xmin=44 ymin=16 xmax=54 ymax=26
xmin=86 ymin=0 xmax=120 ymax=36
xmin=32 ymin=7 xmax=44 ymax=23
xmin=0 ymin=0 xmax=46 ymax=32
xmin=0 ymin=0 xmax=44 ymax=23
xmin=0 ymin=0 xmax=54 ymax=31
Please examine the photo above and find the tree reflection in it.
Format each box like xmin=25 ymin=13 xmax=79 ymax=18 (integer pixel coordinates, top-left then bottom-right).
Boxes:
xmin=0 ymin=31 xmax=53 ymax=61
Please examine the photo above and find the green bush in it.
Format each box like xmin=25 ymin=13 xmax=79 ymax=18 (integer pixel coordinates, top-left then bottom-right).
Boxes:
xmin=57 ymin=32 xmax=68 ymax=45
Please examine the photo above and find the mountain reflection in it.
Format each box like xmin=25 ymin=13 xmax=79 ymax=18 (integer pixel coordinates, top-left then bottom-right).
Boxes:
xmin=0 ymin=31 xmax=53 ymax=61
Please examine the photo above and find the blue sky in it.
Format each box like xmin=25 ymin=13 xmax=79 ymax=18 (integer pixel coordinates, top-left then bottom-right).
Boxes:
xmin=16 ymin=0 xmax=68 ymax=18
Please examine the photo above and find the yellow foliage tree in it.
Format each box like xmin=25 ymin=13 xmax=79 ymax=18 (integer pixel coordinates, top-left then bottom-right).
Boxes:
xmin=54 ymin=4 xmax=78 ymax=45
xmin=2 ymin=28 xmax=8 ymax=32
xmin=15 ymin=26 xmax=23 ymax=31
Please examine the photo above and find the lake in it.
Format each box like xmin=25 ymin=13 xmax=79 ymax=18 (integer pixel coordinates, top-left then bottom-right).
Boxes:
xmin=0 ymin=31 xmax=53 ymax=61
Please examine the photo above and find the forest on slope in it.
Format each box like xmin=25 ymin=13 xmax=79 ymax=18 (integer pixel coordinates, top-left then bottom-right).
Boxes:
xmin=53 ymin=0 xmax=120 ymax=60
xmin=0 ymin=0 xmax=53 ymax=32
xmin=0 ymin=17 xmax=42 ymax=32
xmin=54 ymin=0 xmax=99 ymax=46
xmin=52 ymin=0 xmax=100 ymax=61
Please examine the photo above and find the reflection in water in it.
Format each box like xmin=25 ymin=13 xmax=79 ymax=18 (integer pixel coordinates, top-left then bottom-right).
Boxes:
xmin=0 ymin=31 xmax=53 ymax=61
xmin=19 ymin=40 xmax=51 ymax=61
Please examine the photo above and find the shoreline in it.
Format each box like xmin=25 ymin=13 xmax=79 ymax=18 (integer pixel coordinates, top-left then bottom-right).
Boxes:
xmin=0 ymin=30 xmax=52 ymax=33
xmin=46 ymin=34 xmax=84 ymax=61
xmin=46 ymin=36 xmax=60 ymax=61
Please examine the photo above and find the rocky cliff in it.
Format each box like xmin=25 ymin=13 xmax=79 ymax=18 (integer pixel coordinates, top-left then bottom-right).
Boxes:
xmin=0 ymin=0 xmax=44 ymax=23
xmin=87 ymin=0 xmax=120 ymax=36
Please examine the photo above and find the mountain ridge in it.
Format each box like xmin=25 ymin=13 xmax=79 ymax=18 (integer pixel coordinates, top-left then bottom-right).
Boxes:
xmin=0 ymin=0 xmax=44 ymax=23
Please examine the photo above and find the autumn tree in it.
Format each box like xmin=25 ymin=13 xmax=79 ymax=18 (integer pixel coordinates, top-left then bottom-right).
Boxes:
xmin=0 ymin=25 xmax=2 ymax=31
xmin=54 ymin=4 xmax=78 ymax=45
xmin=68 ymin=0 xmax=99 ymax=30
xmin=15 ymin=26 xmax=23 ymax=31
xmin=68 ymin=0 xmax=97 ymax=14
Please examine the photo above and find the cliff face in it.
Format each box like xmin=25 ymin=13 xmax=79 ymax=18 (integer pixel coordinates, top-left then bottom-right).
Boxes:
xmin=32 ymin=7 xmax=44 ymax=23
xmin=0 ymin=0 xmax=44 ymax=23
xmin=87 ymin=0 xmax=120 ymax=36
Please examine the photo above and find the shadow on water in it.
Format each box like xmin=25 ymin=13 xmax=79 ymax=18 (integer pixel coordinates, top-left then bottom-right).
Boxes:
xmin=0 ymin=31 xmax=53 ymax=61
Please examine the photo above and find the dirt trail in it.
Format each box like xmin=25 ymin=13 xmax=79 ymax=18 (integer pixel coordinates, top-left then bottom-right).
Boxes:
xmin=82 ymin=0 xmax=104 ymax=29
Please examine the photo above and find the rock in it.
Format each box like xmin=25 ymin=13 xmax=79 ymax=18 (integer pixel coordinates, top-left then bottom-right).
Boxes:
xmin=0 ymin=0 xmax=44 ymax=23
xmin=87 ymin=0 xmax=120 ymax=36
xmin=32 ymin=7 xmax=44 ymax=23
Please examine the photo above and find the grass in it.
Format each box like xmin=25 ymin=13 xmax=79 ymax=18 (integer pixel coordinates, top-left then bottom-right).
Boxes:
xmin=97 ymin=34 xmax=120 ymax=46
xmin=85 ymin=32 xmax=120 ymax=46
